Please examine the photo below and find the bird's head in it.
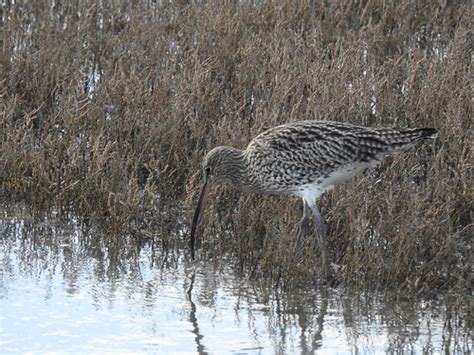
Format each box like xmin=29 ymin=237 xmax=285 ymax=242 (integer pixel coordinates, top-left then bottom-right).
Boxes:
xmin=190 ymin=146 xmax=245 ymax=259
xmin=202 ymin=146 xmax=242 ymax=185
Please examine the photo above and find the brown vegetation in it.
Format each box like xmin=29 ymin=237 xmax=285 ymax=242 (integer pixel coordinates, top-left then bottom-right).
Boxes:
xmin=1 ymin=1 xmax=471 ymax=293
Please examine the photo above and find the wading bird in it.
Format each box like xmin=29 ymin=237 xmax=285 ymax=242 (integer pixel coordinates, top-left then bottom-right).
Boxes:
xmin=190 ymin=120 xmax=437 ymax=280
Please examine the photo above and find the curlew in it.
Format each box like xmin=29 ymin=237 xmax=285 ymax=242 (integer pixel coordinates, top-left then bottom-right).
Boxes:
xmin=190 ymin=120 xmax=437 ymax=280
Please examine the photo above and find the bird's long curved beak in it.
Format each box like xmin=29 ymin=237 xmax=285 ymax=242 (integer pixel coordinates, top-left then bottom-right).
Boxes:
xmin=190 ymin=178 xmax=212 ymax=260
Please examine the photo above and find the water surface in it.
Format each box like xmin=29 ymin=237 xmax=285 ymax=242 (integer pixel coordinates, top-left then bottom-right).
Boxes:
xmin=0 ymin=209 xmax=471 ymax=354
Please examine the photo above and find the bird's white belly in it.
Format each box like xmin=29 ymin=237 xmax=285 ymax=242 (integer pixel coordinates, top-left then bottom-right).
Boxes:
xmin=293 ymin=184 xmax=324 ymax=202
xmin=293 ymin=161 xmax=378 ymax=202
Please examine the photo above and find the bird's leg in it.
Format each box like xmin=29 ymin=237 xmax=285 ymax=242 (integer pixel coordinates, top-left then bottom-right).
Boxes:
xmin=293 ymin=200 xmax=311 ymax=254
xmin=308 ymin=202 xmax=333 ymax=281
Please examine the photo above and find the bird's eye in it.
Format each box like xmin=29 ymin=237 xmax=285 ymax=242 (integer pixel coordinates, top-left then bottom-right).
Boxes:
xmin=205 ymin=167 xmax=211 ymax=175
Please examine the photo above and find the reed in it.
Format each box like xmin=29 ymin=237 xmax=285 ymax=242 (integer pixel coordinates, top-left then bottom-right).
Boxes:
xmin=1 ymin=1 xmax=471 ymax=293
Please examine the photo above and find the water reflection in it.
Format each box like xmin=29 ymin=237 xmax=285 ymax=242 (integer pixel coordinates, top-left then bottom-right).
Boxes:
xmin=187 ymin=270 xmax=206 ymax=354
xmin=0 ymin=208 xmax=471 ymax=354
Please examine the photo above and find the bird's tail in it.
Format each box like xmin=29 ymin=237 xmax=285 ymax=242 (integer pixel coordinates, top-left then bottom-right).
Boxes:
xmin=399 ymin=128 xmax=438 ymax=140
xmin=356 ymin=127 xmax=437 ymax=162
xmin=374 ymin=127 xmax=438 ymax=153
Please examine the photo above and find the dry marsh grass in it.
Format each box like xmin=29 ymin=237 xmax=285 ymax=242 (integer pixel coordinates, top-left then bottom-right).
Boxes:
xmin=1 ymin=1 xmax=471 ymax=293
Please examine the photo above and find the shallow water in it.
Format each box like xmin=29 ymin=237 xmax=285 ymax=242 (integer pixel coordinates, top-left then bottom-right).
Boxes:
xmin=0 ymin=209 xmax=471 ymax=354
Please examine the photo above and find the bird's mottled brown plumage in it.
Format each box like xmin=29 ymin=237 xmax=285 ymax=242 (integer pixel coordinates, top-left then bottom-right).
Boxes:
xmin=192 ymin=120 xmax=437 ymax=280
xmin=203 ymin=120 xmax=437 ymax=195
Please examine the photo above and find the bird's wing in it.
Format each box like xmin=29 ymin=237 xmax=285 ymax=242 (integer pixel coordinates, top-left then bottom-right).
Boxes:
xmin=248 ymin=121 xmax=367 ymax=169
